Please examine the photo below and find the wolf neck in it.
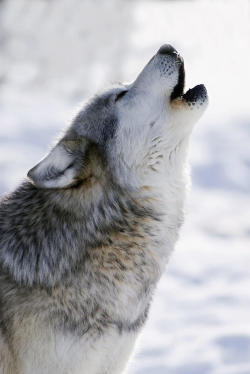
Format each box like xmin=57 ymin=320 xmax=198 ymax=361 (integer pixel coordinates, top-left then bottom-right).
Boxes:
xmin=0 ymin=138 xmax=188 ymax=288
xmin=0 ymin=180 xmax=160 ymax=287
xmin=142 ymin=136 xmax=190 ymax=202
xmin=139 ymin=135 xmax=190 ymax=247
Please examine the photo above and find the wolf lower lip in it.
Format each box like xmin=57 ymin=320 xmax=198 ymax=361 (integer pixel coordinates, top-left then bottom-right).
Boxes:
xmin=183 ymin=84 xmax=208 ymax=103
xmin=170 ymin=61 xmax=185 ymax=101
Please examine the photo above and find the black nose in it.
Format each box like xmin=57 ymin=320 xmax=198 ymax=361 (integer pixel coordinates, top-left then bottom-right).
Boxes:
xmin=157 ymin=44 xmax=177 ymax=56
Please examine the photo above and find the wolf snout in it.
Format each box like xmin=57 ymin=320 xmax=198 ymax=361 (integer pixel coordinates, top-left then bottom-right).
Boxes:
xmin=157 ymin=44 xmax=179 ymax=57
xmin=157 ymin=44 xmax=183 ymax=67
xmin=158 ymin=44 xmax=176 ymax=55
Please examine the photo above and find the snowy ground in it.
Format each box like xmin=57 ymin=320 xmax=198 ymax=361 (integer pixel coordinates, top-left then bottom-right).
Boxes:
xmin=0 ymin=0 xmax=250 ymax=373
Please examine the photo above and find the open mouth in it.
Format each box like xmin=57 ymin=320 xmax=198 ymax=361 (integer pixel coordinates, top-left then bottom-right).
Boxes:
xmin=156 ymin=44 xmax=207 ymax=104
xmin=170 ymin=59 xmax=185 ymax=101
xmin=170 ymin=58 xmax=207 ymax=104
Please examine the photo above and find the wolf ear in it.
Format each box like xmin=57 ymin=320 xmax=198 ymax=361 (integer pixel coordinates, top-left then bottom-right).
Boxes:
xmin=27 ymin=140 xmax=88 ymax=189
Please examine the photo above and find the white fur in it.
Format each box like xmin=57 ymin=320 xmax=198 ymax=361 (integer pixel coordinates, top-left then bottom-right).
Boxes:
xmin=15 ymin=327 xmax=136 ymax=374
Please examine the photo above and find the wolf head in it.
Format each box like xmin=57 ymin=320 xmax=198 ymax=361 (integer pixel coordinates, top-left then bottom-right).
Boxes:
xmin=28 ymin=44 xmax=208 ymax=190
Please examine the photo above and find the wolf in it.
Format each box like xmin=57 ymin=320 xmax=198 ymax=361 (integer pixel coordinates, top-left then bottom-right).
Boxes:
xmin=0 ymin=44 xmax=208 ymax=374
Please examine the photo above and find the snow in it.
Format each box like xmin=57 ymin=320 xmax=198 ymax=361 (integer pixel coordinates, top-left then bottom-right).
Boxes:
xmin=0 ymin=0 xmax=250 ymax=373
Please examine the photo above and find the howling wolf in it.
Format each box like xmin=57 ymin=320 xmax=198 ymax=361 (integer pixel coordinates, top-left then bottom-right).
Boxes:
xmin=0 ymin=44 xmax=208 ymax=374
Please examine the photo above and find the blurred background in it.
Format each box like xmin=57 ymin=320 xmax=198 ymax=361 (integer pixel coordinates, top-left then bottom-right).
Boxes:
xmin=0 ymin=0 xmax=250 ymax=373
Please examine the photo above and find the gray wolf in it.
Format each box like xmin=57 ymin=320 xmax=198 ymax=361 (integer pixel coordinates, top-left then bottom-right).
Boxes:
xmin=0 ymin=44 xmax=208 ymax=374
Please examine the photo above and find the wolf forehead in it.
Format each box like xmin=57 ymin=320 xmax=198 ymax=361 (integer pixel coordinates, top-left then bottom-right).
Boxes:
xmin=69 ymin=86 xmax=126 ymax=145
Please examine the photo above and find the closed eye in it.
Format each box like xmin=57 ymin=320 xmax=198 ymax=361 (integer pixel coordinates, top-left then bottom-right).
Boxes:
xmin=115 ymin=90 xmax=128 ymax=102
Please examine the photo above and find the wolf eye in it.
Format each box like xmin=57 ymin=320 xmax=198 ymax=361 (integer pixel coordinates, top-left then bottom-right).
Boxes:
xmin=115 ymin=90 xmax=127 ymax=102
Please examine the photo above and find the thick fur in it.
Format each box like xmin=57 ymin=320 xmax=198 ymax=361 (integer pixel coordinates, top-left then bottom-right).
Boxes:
xmin=0 ymin=45 xmax=208 ymax=374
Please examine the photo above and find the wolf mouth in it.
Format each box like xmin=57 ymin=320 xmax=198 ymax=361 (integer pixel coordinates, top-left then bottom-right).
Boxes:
xmin=170 ymin=58 xmax=208 ymax=104
xmin=170 ymin=59 xmax=185 ymax=101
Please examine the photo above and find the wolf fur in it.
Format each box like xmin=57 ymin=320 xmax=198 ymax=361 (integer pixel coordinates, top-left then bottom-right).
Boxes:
xmin=0 ymin=44 xmax=208 ymax=374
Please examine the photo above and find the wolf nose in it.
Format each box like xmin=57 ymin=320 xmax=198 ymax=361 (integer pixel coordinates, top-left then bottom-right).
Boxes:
xmin=157 ymin=44 xmax=177 ymax=56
